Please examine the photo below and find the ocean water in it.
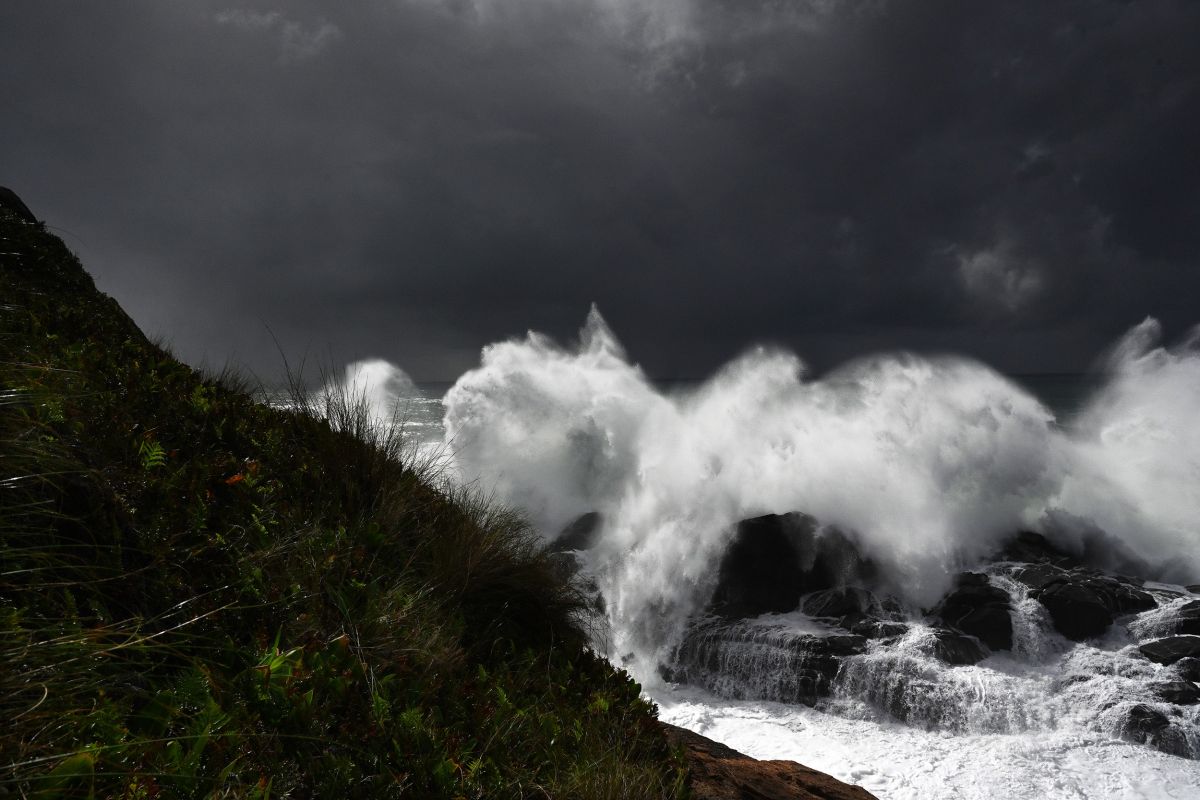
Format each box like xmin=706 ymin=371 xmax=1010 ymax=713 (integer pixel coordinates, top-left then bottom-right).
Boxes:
xmin=329 ymin=313 xmax=1200 ymax=799
xmin=648 ymin=574 xmax=1200 ymax=799
xmin=653 ymin=682 xmax=1200 ymax=800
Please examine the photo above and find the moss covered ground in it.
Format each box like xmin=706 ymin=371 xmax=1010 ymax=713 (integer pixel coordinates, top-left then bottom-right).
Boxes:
xmin=0 ymin=207 xmax=688 ymax=799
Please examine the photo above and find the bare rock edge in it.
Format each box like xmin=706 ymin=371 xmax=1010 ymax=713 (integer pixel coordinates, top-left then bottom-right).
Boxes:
xmin=661 ymin=722 xmax=878 ymax=800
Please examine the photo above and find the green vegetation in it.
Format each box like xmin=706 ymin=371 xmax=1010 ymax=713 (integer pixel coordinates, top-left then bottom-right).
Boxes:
xmin=0 ymin=208 xmax=687 ymax=798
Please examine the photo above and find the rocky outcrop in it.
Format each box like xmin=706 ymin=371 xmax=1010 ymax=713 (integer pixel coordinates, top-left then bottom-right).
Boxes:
xmin=1001 ymin=532 xmax=1161 ymax=643
xmin=666 ymin=519 xmax=1199 ymax=760
xmin=932 ymin=572 xmax=1013 ymax=651
xmin=669 ymin=617 xmax=866 ymax=705
xmin=1176 ymin=657 xmax=1200 ymax=683
xmin=662 ymin=723 xmax=877 ymax=800
xmin=709 ymin=513 xmax=814 ymax=616
xmin=1149 ymin=680 xmax=1200 ymax=705
xmin=710 ymin=514 xmax=873 ymax=618
xmin=547 ymin=512 xmax=606 ymax=608
xmin=1140 ymin=635 xmax=1200 ymax=666
xmin=923 ymin=628 xmax=989 ymax=665
xmin=801 ymin=587 xmax=876 ymax=618
xmin=1118 ymin=704 xmax=1193 ymax=758
xmin=552 ymin=511 xmax=603 ymax=552
xmin=1029 ymin=579 xmax=1114 ymax=640
xmin=1026 ymin=570 xmax=1155 ymax=641
xmin=1165 ymin=600 xmax=1200 ymax=636
xmin=836 ymin=613 xmax=908 ymax=640
xmin=801 ymin=588 xmax=907 ymax=641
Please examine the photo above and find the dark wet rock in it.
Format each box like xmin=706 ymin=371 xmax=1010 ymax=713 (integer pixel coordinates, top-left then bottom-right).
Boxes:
xmin=801 ymin=586 xmax=877 ymax=618
xmin=802 ymin=527 xmax=875 ymax=589
xmin=671 ymin=617 xmax=866 ymax=705
xmin=1009 ymin=563 xmax=1068 ymax=592
xmin=1150 ymin=680 xmax=1200 ymax=705
xmin=923 ymin=629 xmax=988 ymax=666
xmin=547 ymin=550 xmax=582 ymax=581
xmin=551 ymin=511 xmax=603 ymax=552
xmin=932 ymin=572 xmax=1012 ymax=651
xmin=877 ymin=677 xmax=943 ymax=726
xmin=1140 ymin=635 xmax=1200 ymax=666
xmin=838 ymin=612 xmax=908 ymax=640
xmin=710 ymin=513 xmax=872 ymax=618
xmin=1176 ymin=658 xmax=1200 ymax=683
xmin=666 ymin=519 xmax=1200 ymax=760
xmin=862 ymin=672 xmax=974 ymax=729
xmin=1053 ymin=673 xmax=1095 ymax=691
xmin=1030 ymin=579 xmax=1112 ymax=640
xmin=1187 ymin=584 xmax=1200 ymax=594
xmin=1098 ymin=576 xmax=1158 ymax=615
xmin=0 ymin=186 xmax=38 ymax=225
xmin=1119 ymin=704 xmax=1192 ymax=758
xmin=879 ymin=596 xmax=906 ymax=617
xmin=1030 ymin=572 xmax=1156 ymax=641
xmin=545 ymin=550 xmax=605 ymax=614
xmin=1122 ymin=703 xmax=1169 ymax=733
xmin=710 ymin=513 xmax=814 ymax=616
xmin=999 ymin=530 xmax=1079 ymax=567
xmin=656 ymin=661 xmax=681 ymax=683
xmin=1166 ymin=600 xmax=1200 ymax=636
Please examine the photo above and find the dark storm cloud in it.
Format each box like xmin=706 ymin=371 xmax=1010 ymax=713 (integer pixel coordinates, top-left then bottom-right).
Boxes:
xmin=1 ymin=0 xmax=1198 ymax=380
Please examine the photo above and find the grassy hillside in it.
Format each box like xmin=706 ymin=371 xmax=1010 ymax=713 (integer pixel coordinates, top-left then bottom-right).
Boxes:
xmin=0 ymin=206 xmax=687 ymax=799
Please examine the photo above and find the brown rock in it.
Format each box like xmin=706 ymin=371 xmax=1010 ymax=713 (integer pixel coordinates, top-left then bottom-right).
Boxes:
xmin=662 ymin=722 xmax=877 ymax=800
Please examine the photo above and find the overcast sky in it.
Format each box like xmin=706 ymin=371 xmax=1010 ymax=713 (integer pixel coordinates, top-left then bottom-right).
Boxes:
xmin=2 ymin=1 xmax=1198 ymax=380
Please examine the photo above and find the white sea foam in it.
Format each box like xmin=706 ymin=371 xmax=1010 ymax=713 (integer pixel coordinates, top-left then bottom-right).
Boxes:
xmin=436 ymin=309 xmax=1200 ymax=672
xmin=653 ymin=683 xmax=1200 ymax=800
xmin=320 ymin=359 xmax=450 ymax=466
xmin=327 ymin=358 xmax=419 ymax=424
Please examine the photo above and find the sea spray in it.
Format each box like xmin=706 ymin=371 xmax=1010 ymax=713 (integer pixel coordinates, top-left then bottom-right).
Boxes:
xmin=320 ymin=358 xmax=451 ymax=465
xmin=1057 ymin=318 xmax=1200 ymax=581
xmin=439 ymin=310 xmax=1200 ymax=672
xmin=441 ymin=307 xmax=663 ymax=534
xmin=325 ymin=358 xmax=419 ymax=424
xmin=342 ymin=310 xmax=1200 ymax=680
